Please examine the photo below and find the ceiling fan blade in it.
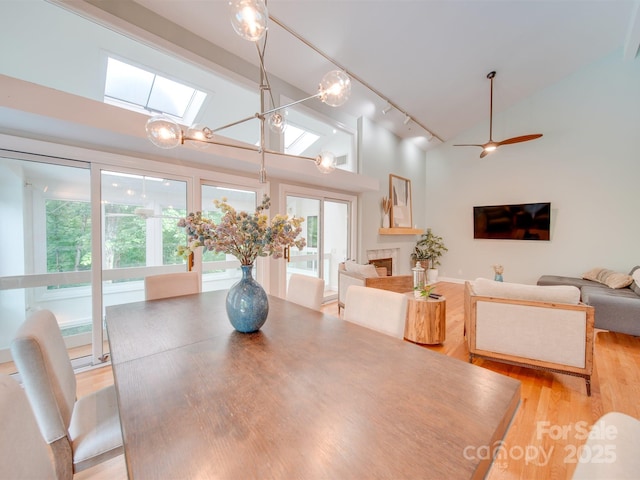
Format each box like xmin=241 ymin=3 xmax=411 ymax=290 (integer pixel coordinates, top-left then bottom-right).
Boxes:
xmin=453 ymin=144 xmax=485 ymax=147
xmin=496 ymin=134 xmax=543 ymax=146
xmin=479 ymin=150 xmax=490 ymax=159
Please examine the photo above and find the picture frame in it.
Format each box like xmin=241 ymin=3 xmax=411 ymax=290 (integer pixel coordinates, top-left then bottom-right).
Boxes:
xmin=389 ymin=174 xmax=412 ymax=228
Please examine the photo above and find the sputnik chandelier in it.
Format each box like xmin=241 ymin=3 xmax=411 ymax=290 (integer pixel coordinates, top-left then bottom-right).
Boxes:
xmin=145 ymin=0 xmax=351 ymax=183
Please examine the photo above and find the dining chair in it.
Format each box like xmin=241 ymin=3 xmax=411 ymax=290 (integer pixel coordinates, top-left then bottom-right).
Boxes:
xmin=343 ymin=285 xmax=408 ymax=338
xmin=10 ymin=310 xmax=123 ymax=480
xmin=286 ymin=273 xmax=325 ymax=311
xmin=0 ymin=374 xmax=56 ymax=479
xmin=144 ymin=271 xmax=200 ymax=300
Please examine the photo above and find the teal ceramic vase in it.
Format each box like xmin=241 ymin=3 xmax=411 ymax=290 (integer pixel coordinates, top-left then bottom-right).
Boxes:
xmin=226 ymin=265 xmax=269 ymax=333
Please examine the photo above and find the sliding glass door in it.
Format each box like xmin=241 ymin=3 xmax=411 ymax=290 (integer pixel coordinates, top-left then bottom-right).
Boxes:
xmin=284 ymin=192 xmax=353 ymax=303
xmin=100 ymin=170 xmax=189 ymax=322
xmin=0 ymin=154 xmax=93 ymax=372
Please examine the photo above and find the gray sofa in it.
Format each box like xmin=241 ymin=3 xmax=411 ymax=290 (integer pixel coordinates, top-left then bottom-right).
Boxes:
xmin=537 ymin=266 xmax=640 ymax=337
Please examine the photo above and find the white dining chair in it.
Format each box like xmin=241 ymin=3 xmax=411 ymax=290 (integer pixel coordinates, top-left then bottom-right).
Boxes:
xmin=572 ymin=411 xmax=640 ymax=479
xmin=0 ymin=374 xmax=56 ymax=479
xmin=343 ymin=285 xmax=408 ymax=339
xmin=286 ymin=273 xmax=325 ymax=311
xmin=10 ymin=310 xmax=123 ymax=480
xmin=144 ymin=271 xmax=200 ymax=300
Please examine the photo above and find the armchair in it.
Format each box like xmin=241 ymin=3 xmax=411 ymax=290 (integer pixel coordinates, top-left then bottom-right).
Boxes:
xmin=465 ymin=278 xmax=595 ymax=395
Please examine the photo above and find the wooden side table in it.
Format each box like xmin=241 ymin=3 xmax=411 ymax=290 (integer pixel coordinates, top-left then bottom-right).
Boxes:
xmin=404 ymin=292 xmax=446 ymax=344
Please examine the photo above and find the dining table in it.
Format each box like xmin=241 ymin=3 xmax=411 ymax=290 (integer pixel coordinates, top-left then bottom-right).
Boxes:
xmin=105 ymin=290 xmax=520 ymax=479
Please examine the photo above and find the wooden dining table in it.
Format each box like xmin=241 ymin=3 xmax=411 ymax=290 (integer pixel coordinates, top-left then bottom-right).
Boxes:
xmin=105 ymin=290 xmax=520 ymax=479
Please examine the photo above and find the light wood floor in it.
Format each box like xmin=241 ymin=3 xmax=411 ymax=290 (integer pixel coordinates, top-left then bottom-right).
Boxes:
xmin=73 ymin=282 xmax=640 ymax=479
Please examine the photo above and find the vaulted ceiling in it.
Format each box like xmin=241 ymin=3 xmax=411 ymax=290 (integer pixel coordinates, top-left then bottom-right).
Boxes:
xmin=125 ymin=0 xmax=640 ymax=148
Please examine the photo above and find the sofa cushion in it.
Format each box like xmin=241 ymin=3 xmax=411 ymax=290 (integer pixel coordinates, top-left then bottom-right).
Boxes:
xmin=474 ymin=278 xmax=581 ymax=304
xmin=537 ymin=275 xmax=604 ymax=290
xmin=582 ymin=267 xmax=633 ymax=289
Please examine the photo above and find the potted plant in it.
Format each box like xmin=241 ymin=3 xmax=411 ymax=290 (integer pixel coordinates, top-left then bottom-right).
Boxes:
xmin=411 ymin=228 xmax=448 ymax=284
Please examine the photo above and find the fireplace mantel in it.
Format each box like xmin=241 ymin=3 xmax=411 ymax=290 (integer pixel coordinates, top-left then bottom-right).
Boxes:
xmin=378 ymin=228 xmax=423 ymax=235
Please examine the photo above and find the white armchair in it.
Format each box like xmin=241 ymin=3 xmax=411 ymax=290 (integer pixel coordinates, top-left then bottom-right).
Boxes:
xmin=465 ymin=278 xmax=595 ymax=395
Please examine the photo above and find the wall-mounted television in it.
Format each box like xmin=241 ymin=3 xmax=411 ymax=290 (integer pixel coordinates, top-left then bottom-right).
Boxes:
xmin=473 ymin=202 xmax=551 ymax=240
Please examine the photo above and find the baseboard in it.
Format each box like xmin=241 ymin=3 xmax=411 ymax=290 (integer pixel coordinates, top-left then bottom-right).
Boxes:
xmin=437 ymin=276 xmax=466 ymax=284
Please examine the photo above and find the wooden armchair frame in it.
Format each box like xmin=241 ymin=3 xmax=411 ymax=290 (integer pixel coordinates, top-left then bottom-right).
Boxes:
xmin=464 ymin=282 xmax=595 ymax=395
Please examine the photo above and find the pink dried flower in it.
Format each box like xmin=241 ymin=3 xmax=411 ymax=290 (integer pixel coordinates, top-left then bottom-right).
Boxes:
xmin=177 ymin=195 xmax=306 ymax=265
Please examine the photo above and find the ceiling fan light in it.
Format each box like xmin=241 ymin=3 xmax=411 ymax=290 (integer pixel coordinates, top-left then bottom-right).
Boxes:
xmin=315 ymin=151 xmax=336 ymax=174
xmin=484 ymin=144 xmax=497 ymax=152
xmin=145 ymin=115 xmax=182 ymax=149
xmin=318 ymin=70 xmax=351 ymax=107
xmin=229 ymin=0 xmax=268 ymax=42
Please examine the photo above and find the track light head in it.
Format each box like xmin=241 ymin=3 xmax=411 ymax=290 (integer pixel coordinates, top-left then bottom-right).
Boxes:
xmin=403 ymin=115 xmax=411 ymax=125
xmin=382 ymin=103 xmax=391 ymax=115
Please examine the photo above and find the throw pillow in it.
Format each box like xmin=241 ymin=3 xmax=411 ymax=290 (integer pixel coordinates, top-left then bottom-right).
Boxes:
xmin=344 ymin=260 xmax=380 ymax=278
xmin=358 ymin=264 xmax=380 ymax=278
xmin=631 ymin=267 xmax=640 ymax=296
xmin=582 ymin=267 xmax=633 ymax=289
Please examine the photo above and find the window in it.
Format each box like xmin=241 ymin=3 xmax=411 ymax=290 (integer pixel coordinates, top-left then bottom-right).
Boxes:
xmin=104 ymin=57 xmax=207 ymax=124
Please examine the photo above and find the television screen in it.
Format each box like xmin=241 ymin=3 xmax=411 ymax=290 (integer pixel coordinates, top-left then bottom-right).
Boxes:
xmin=473 ymin=202 xmax=551 ymax=240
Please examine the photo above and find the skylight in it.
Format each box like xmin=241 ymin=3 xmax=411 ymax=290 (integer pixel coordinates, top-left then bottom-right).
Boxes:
xmin=284 ymin=124 xmax=320 ymax=156
xmin=104 ymin=57 xmax=206 ymax=124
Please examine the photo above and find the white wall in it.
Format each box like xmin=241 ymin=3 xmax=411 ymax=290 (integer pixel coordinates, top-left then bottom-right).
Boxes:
xmin=425 ymin=51 xmax=640 ymax=284
xmin=358 ymin=117 xmax=427 ymax=275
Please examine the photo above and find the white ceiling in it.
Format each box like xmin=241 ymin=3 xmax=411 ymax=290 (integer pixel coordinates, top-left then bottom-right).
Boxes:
xmin=128 ymin=0 xmax=640 ymax=147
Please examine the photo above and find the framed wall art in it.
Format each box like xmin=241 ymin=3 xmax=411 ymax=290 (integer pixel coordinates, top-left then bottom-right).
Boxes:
xmin=389 ymin=174 xmax=412 ymax=228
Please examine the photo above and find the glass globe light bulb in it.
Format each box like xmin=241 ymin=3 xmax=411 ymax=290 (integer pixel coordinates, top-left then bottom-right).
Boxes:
xmin=318 ymin=70 xmax=351 ymax=107
xmin=145 ymin=115 xmax=182 ymax=149
xmin=229 ymin=0 xmax=268 ymax=42
xmin=315 ymin=151 xmax=336 ymax=174
xmin=268 ymin=112 xmax=286 ymax=134
xmin=186 ymin=124 xmax=213 ymax=149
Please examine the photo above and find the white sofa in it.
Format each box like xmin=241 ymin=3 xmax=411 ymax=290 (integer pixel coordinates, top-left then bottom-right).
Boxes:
xmin=337 ymin=261 xmax=413 ymax=313
xmin=465 ymin=278 xmax=595 ymax=395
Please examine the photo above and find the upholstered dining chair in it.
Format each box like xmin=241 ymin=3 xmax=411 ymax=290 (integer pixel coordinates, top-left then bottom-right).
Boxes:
xmin=343 ymin=285 xmax=408 ymax=339
xmin=0 ymin=374 xmax=56 ymax=479
xmin=144 ymin=271 xmax=200 ymax=300
xmin=286 ymin=273 xmax=325 ymax=311
xmin=10 ymin=310 xmax=123 ymax=480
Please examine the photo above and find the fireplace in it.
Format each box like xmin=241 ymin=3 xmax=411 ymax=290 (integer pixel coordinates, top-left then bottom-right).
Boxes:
xmin=369 ymin=258 xmax=392 ymax=276
xmin=366 ymin=248 xmax=400 ymax=276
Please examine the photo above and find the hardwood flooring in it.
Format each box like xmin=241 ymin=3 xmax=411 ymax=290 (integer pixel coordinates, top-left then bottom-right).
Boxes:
xmin=73 ymin=282 xmax=640 ymax=479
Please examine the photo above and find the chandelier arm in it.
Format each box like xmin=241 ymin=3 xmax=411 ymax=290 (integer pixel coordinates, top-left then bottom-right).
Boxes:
xmin=261 ymin=92 xmax=322 ymax=117
xmin=180 ymin=136 xmax=317 ymax=163
xmin=255 ymin=41 xmax=278 ymax=110
xmin=210 ymin=113 xmax=260 ymax=133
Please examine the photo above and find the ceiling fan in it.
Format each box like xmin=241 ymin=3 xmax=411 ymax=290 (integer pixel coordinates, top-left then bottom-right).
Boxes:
xmin=454 ymin=71 xmax=542 ymax=158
